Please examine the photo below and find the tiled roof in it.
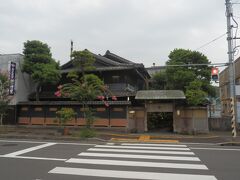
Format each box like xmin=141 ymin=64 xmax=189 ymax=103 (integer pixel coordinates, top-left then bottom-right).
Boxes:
xmin=92 ymin=53 xmax=121 ymax=66
xmin=18 ymin=101 xmax=131 ymax=105
xmin=29 ymin=90 xmax=136 ymax=101
xmin=104 ymin=50 xmax=135 ymax=64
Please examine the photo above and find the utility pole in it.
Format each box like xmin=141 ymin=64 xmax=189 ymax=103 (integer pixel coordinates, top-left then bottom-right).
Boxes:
xmin=225 ymin=0 xmax=237 ymax=138
xmin=70 ymin=40 xmax=73 ymax=60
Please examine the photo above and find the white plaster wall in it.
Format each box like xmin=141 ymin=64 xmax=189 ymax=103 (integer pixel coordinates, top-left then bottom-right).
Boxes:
xmin=0 ymin=54 xmax=35 ymax=105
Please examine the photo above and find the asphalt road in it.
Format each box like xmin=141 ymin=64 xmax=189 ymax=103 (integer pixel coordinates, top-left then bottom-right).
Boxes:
xmin=0 ymin=139 xmax=239 ymax=180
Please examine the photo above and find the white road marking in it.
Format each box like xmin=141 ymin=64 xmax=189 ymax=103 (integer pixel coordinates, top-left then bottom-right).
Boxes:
xmin=191 ymin=147 xmax=240 ymax=151
xmin=0 ymin=155 xmax=66 ymax=161
xmin=53 ymin=142 xmax=97 ymax=146
xmin=88 ymin=148 xmax=195 ymax=155
xmin=49 ymin=167 xmax=217 ymax=180
xmin=3 ymin=143 xmax=56 ymax=157
xmin=67 ymin=158 xmax=208 ymax=170
xmin=0 ymin=139 xmax=97 ymax=146
xmin=95 ymin=145 xmax=190 ymax=151
xmin=181 ymin=143 xmax=216 ymax=145
xmin=122 ymin=143 xmax=187 ymax=147
xmin=78 ymin=152 xmax=200 ymax=161
xmin=0 ymin=140 xmax=45 ymax=144
xmin=106 ymin=143 xmax=115 ymax=145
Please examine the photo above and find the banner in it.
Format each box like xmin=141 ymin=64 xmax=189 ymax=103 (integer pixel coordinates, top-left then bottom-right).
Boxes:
xmin=8 ymin=62 xmax=16 ymax=95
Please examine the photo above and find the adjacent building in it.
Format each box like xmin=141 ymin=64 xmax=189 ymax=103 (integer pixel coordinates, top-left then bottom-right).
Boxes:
xmin=219 ymin=56 xmax=240 ymax=125
xmin=0 ymin=54 xmax=34 ymax=124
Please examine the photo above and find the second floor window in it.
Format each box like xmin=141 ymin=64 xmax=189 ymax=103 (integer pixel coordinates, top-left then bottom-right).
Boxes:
xmin=112 ymin=76 xmax=120 ymax=83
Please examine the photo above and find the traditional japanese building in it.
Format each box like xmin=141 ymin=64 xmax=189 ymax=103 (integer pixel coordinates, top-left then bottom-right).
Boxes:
xmin=17 ymin=50 xmax=150 ymax=131
xmin=16 ymin=50 xmax=209 ymax=133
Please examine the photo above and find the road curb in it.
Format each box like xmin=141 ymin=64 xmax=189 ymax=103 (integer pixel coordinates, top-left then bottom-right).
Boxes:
xmin=218 ymin=141 xmax=240 ymax=146
xmin=101 ymin=133 xmax=220 ymax=139
xmin=110 ymin=138 xmax=179 ymax=143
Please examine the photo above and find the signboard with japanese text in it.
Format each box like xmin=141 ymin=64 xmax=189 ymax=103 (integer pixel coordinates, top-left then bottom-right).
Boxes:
xmin=8 ymin=62 xmax=16 ymax=95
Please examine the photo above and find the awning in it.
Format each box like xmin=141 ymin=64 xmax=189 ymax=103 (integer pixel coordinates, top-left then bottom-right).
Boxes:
xmin=135 ymin=90 xmax=186 ymax=100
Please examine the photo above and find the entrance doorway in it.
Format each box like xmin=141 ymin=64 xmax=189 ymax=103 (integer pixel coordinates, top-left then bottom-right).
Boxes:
xmin=147 ymin=112 xmax=173 ymax=132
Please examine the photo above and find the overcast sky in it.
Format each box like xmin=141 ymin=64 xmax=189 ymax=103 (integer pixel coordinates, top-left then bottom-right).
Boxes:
xmin=1 ymin=0 xmax=240 ymax=67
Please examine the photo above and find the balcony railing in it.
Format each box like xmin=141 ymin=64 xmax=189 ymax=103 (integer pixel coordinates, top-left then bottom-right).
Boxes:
xmin=106 ymin=83 xmax=136 ymax=92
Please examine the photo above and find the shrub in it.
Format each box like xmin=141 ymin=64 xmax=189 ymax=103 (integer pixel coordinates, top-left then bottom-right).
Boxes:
xmin=56 ymin=108 xmax=76 ymax=126
xmin=79 ymin=128 xmax=96 ymax=138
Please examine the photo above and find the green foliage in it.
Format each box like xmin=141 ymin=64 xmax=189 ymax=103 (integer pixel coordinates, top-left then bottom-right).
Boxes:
xmin=62 ymin=74 xmax=104 ymax=102
xmin=61 ymin=72 xmax=104 ymax=129
xmin=185 ymin=80 xmax=207 ymax=106
xmin=79 ymin=128 xmax=96 ymax=138
xmin=23 ymin=40 xmax=52 ymax=74
xmin=151 ymin=71 xmax=167 ymax=90
xmin=60 ymin=49 xmax=104 ymax=129
xmin=22 ymin=40 xmax=61 ymax=100
xmin=31 ymin=63 xmax=61 ymax=85
xmin=71 ymin=49 xmax=95 ymax=74
xmin=166 ymin=69 xmax=196 ymax=91
xmin=0 ymin=72 xmax=10 ymax=125
xmin=62 ymin=50 xmax=103 ymax=102
xmin=56 ymin=108 xmax=76 ymax=126
xmin=151 ymin=48 xmax=216 ymax=105
xmin=166 ymin=48 xmax=211 ymax=91
xmin=23 ymin=40 xmax=51 ymax=58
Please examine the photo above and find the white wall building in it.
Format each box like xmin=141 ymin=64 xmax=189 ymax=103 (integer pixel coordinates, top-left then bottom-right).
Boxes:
xmin=0 ymin=54 xmax=34 ymax=105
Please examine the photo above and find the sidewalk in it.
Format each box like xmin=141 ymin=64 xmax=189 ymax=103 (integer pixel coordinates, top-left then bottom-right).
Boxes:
xmin=0 ymin=125 xmax=240 ymax=144
xmin=101 ymin=131 xmax=240 ymax=144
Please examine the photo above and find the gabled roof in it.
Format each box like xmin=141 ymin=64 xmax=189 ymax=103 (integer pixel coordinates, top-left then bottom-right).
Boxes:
xmin=60 ymin=50 xmax=150 ymax=78
xmin=61 ymin=50 xmax=125 ymax=70
xmin=104 ymin=50 xmax=135 ymax=64
xmin=135 ymin=90 xmax=186 ymax=100
xmin=92 ymin=53 xmax=121 ymax=66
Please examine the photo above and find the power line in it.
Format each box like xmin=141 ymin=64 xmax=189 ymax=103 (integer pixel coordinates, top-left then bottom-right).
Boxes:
xmin=232 ymin=0 xmax=240 ymax=3
xmin=233 ymin=15 xmax=240 ymax=19
xmin=164 ymin=62 xmax=228 ymax=68
xmin=195 ymin=33 xmax=227 ymax=51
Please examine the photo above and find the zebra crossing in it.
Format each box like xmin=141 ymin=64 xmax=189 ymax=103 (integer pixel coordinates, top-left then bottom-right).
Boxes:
xmin=48 ymin=143 xmax=217 ymax=180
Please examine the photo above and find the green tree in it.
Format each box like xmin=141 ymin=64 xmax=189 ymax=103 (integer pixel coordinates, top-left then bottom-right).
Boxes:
xmin=151 ymin=48 xmax=216 ymax=105
xmin=62 ymin=74 xmax=104 ymax=102
xmin=185 ymin=80 xmax=207 ymax=106
xmin=0 ymin=72 xmax=10 ymax=125
xmin=56 ymin=107 xmax=76 ymax=126
xmin=58 ymin=50 xmax=104 ymax=128
xmin=71 ymin=49 xmax=95 ymax=76
xmin=151 ymin=71 xmax=167 ymax=90
xmin=166 ymin=48 xmax=211 ymax=91
xmin=22 ymin=40 xmax=61 ymax=101
xmin=56 ymin=107 xmax=76 ymax=135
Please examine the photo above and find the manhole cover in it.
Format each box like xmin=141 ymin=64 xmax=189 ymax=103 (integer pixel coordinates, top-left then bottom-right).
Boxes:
xmin=2 ymin=143 xmax=18 ymax=147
